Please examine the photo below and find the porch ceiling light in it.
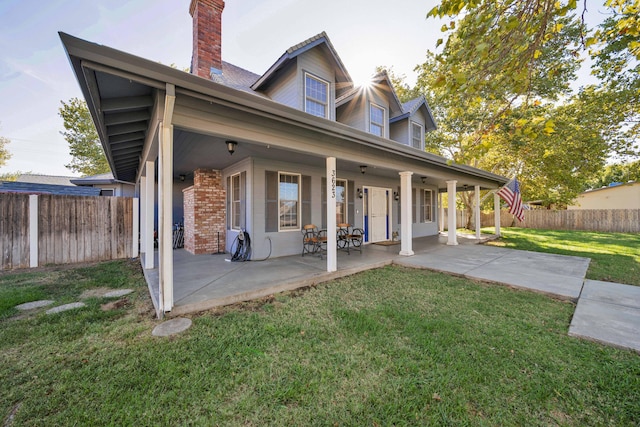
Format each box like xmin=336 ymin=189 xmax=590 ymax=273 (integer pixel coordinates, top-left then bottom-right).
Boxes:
xmin=421 ymin=176 xmax=427 ymax=184
xmin=226 ymin=140 xmax=238 ymax=155
xmin=360 ymin=165 xmax=367 ymax=174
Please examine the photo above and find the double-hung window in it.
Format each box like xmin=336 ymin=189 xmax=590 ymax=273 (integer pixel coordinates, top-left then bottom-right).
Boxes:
xmin=279 ymin=172 xmax=301 ymax=230
xmin=411 ymin=122 xmax=424 ymax=150
xmin=422 ymin=189 xmax=433 ymax=222
xmin=305 ymin=73 xmax=329 ymax=118
xmin=336 ymin=179 xmax=347 ymax=224
xmin=370 ymin=103 xmax=385 ymax=137
xmin=230 ymin=173 xmax=241 ymax=230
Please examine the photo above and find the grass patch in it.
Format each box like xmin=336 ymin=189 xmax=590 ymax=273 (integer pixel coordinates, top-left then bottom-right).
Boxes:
xmin=482 ymin=227 xmax=640 ymax=286
xmin=1 ymin=262 xmax=639 ymax=425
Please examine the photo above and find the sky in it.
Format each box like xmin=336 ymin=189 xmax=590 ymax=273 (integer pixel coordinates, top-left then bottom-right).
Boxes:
xmin=0 ymin=0 xmax=607 ymax=177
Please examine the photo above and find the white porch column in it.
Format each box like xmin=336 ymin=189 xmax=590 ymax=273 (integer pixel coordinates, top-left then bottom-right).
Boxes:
xmin=399 ymin=171 xmax=414 ymax=256
xmin=132 ymin=198 xmax=139 ymax=258
xmin=159 ymin=85 xmax=175 ymax=312
xmin=438 ymin=191 xmax=444 ymax=232
xmin=158 ymin=123 xmax=173 ymax=312
xmin=29 ymin=195 xmax=38 ymax=268
xmin=474 ymin=185 xmax=481 ymax=240
xmin=142 ymin=161 xmax=155 ymax=269
xmin=326 ymin=157 xmax=337 ymax=272
xmin=446 ymin=180 xmax=458 ymax=245
xmin=494 ymin=192 xmax=501 ymax=237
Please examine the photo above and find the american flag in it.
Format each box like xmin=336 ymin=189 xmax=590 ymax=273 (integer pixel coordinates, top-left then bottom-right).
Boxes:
xmin=497 ymin=178 xmax=525 ymax=222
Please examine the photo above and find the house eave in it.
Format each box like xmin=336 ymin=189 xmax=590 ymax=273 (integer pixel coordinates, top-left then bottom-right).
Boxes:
xmin=59 ymin=32 xmax=507 ymax=188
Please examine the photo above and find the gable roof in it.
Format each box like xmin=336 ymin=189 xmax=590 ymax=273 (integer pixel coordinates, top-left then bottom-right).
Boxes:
xmin=335 ymin=71 xmax=404 ymax=115
xmin=251 ymin=32 xmax=353 ymax=91
xmin=0 ymin=181 xmax=101 ymax=196
xmin=389 ymin=96 xmax=437 ymax=131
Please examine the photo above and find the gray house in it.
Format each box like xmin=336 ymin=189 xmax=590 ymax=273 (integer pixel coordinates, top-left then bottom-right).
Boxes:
xmin=60 ymin=0 xmax=508 ymax=314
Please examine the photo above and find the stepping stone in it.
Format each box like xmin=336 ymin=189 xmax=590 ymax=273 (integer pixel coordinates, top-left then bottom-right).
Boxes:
xmin=46 ymin=302 xmax=86 ymax=315
xmin=15 ymin=300 xmax=54 ymax=311
xmin=103 ymin=289 xmax=133 ymax=298
xmin=152 ymin=318 xmax=192 ymax=337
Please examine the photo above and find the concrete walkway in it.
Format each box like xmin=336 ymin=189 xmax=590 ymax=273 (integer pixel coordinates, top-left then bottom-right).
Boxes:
xmin=395 ymin=244 xmax=590 ymax=300
xmin=569 ymin=280 xmax=640 ymax=352
xmin=397 ymin=244 xmax=639 ymax=353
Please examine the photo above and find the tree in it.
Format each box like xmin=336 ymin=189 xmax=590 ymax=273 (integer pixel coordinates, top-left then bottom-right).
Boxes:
xmin=0 ymin=126 xmax=12 ymax=168
xmin=588 ymin=0 xmax=640 ymax=159
xmin=395 ymin=0 xmax=639 ymax=221
xmin=59 ymin=98 xmax=110 ymax=176
xmin=586 ymin=159 xmax=640 ymax=188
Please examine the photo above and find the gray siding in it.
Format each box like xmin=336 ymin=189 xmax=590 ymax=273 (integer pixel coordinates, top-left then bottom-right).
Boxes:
xmin=262 ymin=61 xmax=299 ymax=110
xmin=260 ymin=47 xmax=338 ymax=120
xmin=246 ymin=156 xmax=439 ymax=259
xmin=336 ymin=98 xmax=365 ymax=130
xmin=390 ymin=120 xmax=409 ymax=146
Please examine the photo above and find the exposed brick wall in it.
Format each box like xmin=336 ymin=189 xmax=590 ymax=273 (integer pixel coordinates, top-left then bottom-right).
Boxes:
xmin=189 ymin=0 xmax=225 ymax=78
xmin=183 ymin=169 xmax=226 ymax=254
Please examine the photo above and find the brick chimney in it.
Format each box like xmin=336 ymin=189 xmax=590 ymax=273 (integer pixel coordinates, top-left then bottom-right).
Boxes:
xmin=189 ymin=0 xmax=225 ymax=79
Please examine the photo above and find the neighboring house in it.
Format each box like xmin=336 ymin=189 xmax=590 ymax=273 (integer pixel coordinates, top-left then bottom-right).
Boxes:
xmin=17 ymin=174 xmax=76 ymax=186
xmin=71 ymin=172 xmax=135 ymax=197
xmin=568 ymin=181 xmax=640 ymax=210
xmin=60 ymin=0 xmax=508 ymax=314
xmin=0 ymin=180 xmax=100 ymax=196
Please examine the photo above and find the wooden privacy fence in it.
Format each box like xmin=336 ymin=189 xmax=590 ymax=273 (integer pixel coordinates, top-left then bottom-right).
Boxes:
xmin=479 ymin=209 xmax=640 ymax=233
xmin=1 ymin=193 xmax=137 ymax=270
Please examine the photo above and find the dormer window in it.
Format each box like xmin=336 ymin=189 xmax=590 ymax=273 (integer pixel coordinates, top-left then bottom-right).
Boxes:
xmin=305 ymin=73 xmax=329 ymax=118
xmin=370 ymin=103 xmax=385 ymax=137
xmin=411 ymin=122 xmax=424 ymax=150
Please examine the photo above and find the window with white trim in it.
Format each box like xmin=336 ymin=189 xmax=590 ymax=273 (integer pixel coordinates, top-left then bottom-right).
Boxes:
xmin=305 ymin=73 xmax=329 ymax=118
xmin=370 ymin=103 xmax=385 ymax=137
xmin=411 ymin=122 xmax=424 ymax=149
xmin=279 ymin=172 xmax=301 ymax=230
xmin=336 ymin=179 xmax=347 ymax=224
xmin=422 ymin=189 xmax=433 ymax=222
xmin=230 ymin=173 xmax=242 ymax=230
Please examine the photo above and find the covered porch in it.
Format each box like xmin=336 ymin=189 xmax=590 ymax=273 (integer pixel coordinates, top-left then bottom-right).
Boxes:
xmin=144 ymin=234 xmax=493 ymax=317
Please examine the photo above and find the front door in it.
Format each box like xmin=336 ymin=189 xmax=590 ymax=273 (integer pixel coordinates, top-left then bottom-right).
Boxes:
xmin=367 ymin=187 xmax=390 ymax=243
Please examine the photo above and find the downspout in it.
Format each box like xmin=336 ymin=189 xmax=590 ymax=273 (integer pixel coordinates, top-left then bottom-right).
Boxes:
xmin=159 ymin=83 xmax=176 ymax=313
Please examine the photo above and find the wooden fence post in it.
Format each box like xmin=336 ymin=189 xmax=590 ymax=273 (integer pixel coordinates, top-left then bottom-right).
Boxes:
xmin=29 ymin=195 xmax=38 ymax=267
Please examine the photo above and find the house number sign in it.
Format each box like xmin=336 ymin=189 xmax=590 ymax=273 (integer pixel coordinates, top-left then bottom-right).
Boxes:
xmin=330 ymin=170 xmax=336 ymax=200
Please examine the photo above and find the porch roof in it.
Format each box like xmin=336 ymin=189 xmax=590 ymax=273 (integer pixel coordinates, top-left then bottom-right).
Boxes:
xmin=59 ymin=32 xmax=508 ymax=189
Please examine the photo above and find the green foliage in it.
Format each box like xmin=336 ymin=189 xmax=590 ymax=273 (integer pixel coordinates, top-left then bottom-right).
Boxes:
xmin=586 ymin=159 xmax=640 ymax=189
xmin=58 ymin=98 xmax=110 ymax=177
xmin=589 ymin=0 xmax=640 ymax=158
xmin=0 ymin=129 xmax=12 ymax=168
xmin=403 ymin=0 xmax=640 ymax=210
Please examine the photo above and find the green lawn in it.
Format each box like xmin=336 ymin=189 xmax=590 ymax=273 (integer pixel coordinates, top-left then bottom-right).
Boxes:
xmin=1 ymin=260 xmax=639 ymax=426
xmin=481 ymin=227 xmax=640 ymax=286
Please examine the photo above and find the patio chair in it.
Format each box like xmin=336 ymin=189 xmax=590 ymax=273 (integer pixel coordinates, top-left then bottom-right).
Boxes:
xmin=337 ymin=223 xmax=364 ymax=254
xmin=302 ymin=224 xmax=320 ymax=257
xmin=337 ymin=223 xmax=351 ymax=254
